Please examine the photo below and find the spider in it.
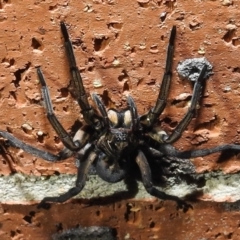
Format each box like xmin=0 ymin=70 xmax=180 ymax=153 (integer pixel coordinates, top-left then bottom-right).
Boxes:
xmin=1 ymin=22 xmax=240 ymax=210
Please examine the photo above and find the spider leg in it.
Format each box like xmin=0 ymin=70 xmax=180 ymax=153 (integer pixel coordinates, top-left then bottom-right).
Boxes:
xmin=37 ymin=68 xmax=82 ymax=151
xmin=158 ymin=142 xmax=240 ymax=158
xmin=0 ymin=130 xmax=64 ymax=161
xmin=163 ymin=64 xmax=207 ymax=143
xmin=92 ymin=93 xmax=110 ymax=128
xmin=135 ymin=150 xmax=191 ymax=211
xmin=60 ymin=22 xmax=99 ymax=127
xmin=38 ymin=143 xmax=96 ymax=207
xmin=140 ymin=26 xmax=176 ymax=127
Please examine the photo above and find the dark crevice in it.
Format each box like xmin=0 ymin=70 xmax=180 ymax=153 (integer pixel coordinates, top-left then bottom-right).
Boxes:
xmin=23 ymin=215 xmax=32 ymax=224
xmin=107 ymin=22 xmax=123 ymax=30
xmin=9 ymin=91 xmax=17 ymax=100
xmin=223 ymin=29 xmax=236 ymax=43
xmin=54 ymin=171 xmax=60 ymax=176
xmin=2 ymin=57 xmax=15 ymax=66
xmin=171 ymin=95 xmax=192 ymax=107
xmin=123 ymin=81 xmax=129 ymax=92
xmin=55 ymin=223 xmax=63 ymax=232
xmin=31 ymin=37 xmax=42 ymax=50
xmin=54 ymin=136 xmax=61 ymax=144
xmin=59 ymin=87 xmax=69 ymax=98
xmin=37 ymin=132 xmax=47 ymax=143
xmin=0 ymin=0 xmax=10 ymax=9
xmin=101 ymin=90 xmax=111 ymax=107
xmin=118 ymin=69 xmax=129 ymax=82
xmin=13 ymin=62 xmax=31 ymax=87
xmin=94 ymin=36 xmax=110 ymax=52
xmin=137 ymin=1 xmax=149 ymax=8
xmin=233 ymin=67 xmax=240 ymax=73
xmin=161 ymin=117 xmax=178 ymax=128
xmin=232 ymin=38 xmax=240 ymax=46
xmin=49 ymin=5 xmax=57 ymax=11
xmin=10 ymin=231 xmax=16 ymax=237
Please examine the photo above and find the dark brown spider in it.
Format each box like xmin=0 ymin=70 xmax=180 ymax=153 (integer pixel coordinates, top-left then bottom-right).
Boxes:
xmin=1 ymin=22 xmax=240 ymax=210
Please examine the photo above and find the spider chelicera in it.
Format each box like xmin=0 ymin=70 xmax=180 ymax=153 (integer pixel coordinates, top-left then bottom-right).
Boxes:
xmin=1 ymin=22 xmax=240 ymax=210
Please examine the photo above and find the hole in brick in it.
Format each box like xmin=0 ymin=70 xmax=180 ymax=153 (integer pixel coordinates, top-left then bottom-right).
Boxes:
xmin=107 ymin=22 xmax=123 ymax=30
xmin=54 ymin=136 xmax=61 ymax=144
xmin=233 ymin=67 xmax=240 ymax=73
xmin=31 ymin=38 xmax=42 ymax=50
xmin=149 ymin=220 xmax=155 ymax=228
xmin=232 ymin=38 xmax=240 ymax=46
xmin=60 ymin=87 xmax=69 ymax=97
xmin=54 ymin=171 xmax=60 ymax=176
xmin=37 ymin=132 xmax=47 ymax=143
xmin=189 ymin=22 xmax=200 ymax=31
xmin=162 ymin=117 xmax=178 ymax=128
xmin=88 ymin=57 xmax=95 ymax=63
xmin=49 ymin=5 xmax=57 ymax=11
xmin=123 ymin=81 xmax=129 ymax=92
xmin=223 ymin=29 xmax=236 ymax=43
xmin=55 ymin=223 xmax=63 ymax=232
xmin=0 ymin=0 xmax=10 ymax=9
xmin=63 ymin=106 xmax=68 ymax=112
xmin=9 ymin=58 xmax=15 ymax=66
xmin=118 ymin=69 xmax=128 ymax=82
xmin=13 ymin=62 xmax=31 ymax=87
xmin=94 ymin=36 xmax=110 ymax=51
xmin=23 ymin=215 xmax=32 ymax=224
xmin=137 ymin=1 xmax=149 ymax=8
xmin=29 ymin=211 xmax=35 ymax=216
xmin=10 ymin=230 xmax=16 ymax=237
xmin=9 ymin=91 xmax=17 ymax=100
xmin=164 ymin=0 xmax=176 ymax=8
xmin=101 ymin=90 xmax=111 ymax=107
xmin=2 ymin=57 xmax=15 ymax=66
xmin=88 ymin=66 xmax=94 ymax=72
xmin=96 ymin=210 xmax=101 ymax=216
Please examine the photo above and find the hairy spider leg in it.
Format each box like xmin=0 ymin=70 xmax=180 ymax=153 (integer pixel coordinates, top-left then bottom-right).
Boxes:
xmin=60 ymin=22 xmax=101 ymax=129
xmin=140 ymin=26 xmax=176 ymax=127
xmin=92 ymin=93 xmax=110 ymax=128
xmin=38 ymin=144 xmax=96 ymax=207
xmin=164 ymin=64 xmax=207 ymax=143
xmin=158 ymin=142 xmax=240 ymax=159
xmin=135 ymin=150 xmax=191 ymax=211
xmin=37 ymin=68 xmax=82 ymax=151
xmin=0 ymin=130 xmax=63 ymax=161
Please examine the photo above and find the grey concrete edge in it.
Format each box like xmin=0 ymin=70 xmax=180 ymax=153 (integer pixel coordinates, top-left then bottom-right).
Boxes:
xmin=1 ymin=171 xmax=240 ymax=203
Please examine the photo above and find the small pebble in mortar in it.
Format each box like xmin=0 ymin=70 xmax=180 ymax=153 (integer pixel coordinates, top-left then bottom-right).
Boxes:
xmin=177 ymin=58 xmax=213 ymax=82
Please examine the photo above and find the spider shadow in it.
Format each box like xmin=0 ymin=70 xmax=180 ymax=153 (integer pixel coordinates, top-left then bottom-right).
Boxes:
xmin=69 ymin=154 xmax=205 ymax=209
xmin=216 ymin=149 xmax=240 ymax=163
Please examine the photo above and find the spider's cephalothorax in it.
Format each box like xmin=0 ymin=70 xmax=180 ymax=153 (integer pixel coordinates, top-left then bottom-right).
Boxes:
xmin=1 ymin=22 xmax=240 ymax=210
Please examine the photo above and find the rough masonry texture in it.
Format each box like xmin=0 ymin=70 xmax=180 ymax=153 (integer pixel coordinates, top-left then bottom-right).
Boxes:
xmin=1 ymin=0 xmax=240 ymax=239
